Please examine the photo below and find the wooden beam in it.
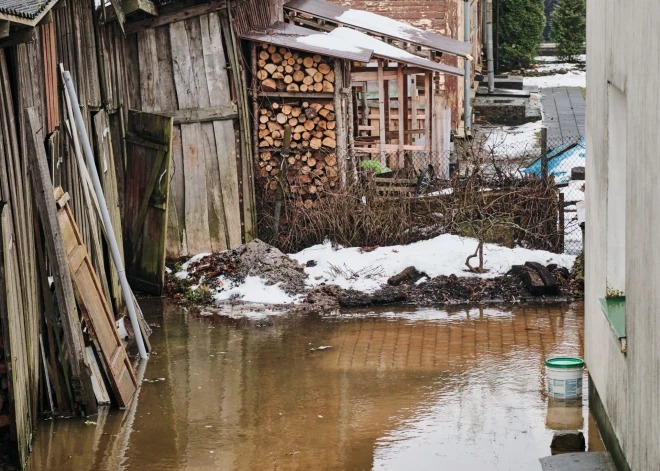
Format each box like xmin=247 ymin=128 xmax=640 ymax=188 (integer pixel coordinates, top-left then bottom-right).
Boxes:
xmin=157 ymin=105 xmax=238 ymax=124
xmin=0 ymin=28 xmax=35 ymax=49
xmin=351 ymin=71 xmax=398 ymax=82
xmin=123 ymin=1 xmax=227 ymax=34
xmin=257 ymin=91 xmax=334 ymax=100
xmin=424 ymin=71 xmax=432 ymax=155
xmin=411 ymin=74 xmax=418 ymax=140
xmin=37 ymin=11 xmax=53 ymax=26
xmin=397 ymin=64 xmax=404 ymax=159
xmin=377 ymin=59 xmax=386 ymax=168
xmin=352 ymin=66 xmax=428 ymax=75
xmin=354 ymin=145 xmax=425 ymax=153
xmin=123 ymin=0 xmax=158 ymax=17
xmin=25 ymin=107 xmax=97 ymax=415
xmin=0 ymin=21 xmax=9 ymax=39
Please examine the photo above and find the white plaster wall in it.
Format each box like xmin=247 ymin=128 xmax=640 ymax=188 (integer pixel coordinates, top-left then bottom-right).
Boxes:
xmin=586 ymin=0 xmax=660 ymax=468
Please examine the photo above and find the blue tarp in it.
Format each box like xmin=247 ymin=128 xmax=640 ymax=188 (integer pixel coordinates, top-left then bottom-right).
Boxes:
xmin=523 ymin=137 xmax=586 ymax=184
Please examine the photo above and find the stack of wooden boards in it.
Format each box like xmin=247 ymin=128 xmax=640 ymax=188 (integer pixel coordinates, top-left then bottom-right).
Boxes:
xmin=256 ymin=44 xmax=340 ymax=208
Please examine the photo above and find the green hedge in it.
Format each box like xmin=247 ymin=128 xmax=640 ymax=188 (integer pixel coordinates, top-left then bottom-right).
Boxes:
xmin=551 ymin=0 xmax=586 ymax=61
xmin=498 ymin=0 xmax=546 ymax=70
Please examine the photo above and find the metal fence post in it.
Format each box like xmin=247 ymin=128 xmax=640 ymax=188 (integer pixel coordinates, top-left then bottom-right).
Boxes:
xmin=540 ymin=127 xmax=548 ymax=182
xmin=558 ymin=192 xmax=565 ymax=253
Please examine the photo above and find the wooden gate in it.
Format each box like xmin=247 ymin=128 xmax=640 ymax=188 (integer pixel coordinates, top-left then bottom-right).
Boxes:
xmin=56 ymin=189 xmax=137 ymax=408
xmin=123 ymin=110 xmax=173 ymax=295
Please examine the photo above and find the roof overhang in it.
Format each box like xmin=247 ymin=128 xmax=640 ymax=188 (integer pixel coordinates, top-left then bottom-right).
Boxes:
xmin=0 ymin=0 xmax=58 ymax=27
xmin=284 ymin=0 xmax=472 ymax=58
xmin=328 ymin=27 xmax=464 ymax=76
xmin=240 ymin=22 xmax=373 ymax=63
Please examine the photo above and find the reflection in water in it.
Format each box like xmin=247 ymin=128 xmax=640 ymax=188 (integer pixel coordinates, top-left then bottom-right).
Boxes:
xmin=26 ymin=301 xmax=601 ymax=471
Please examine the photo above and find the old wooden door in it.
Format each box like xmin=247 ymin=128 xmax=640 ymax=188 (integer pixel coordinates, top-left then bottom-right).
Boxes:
xmin=55 ymin=190 xmax=137 ymax=408
xmin=123 ymin=110 xmax=173 ymax=295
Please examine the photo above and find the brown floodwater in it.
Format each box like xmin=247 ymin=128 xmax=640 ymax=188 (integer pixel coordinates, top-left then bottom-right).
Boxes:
xmin=26 ymin=301 xmax=603 ymax=471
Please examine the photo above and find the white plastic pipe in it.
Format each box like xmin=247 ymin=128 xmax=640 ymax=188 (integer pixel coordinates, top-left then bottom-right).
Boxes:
xmin=63 ymin=71 xmax=147 ymax=359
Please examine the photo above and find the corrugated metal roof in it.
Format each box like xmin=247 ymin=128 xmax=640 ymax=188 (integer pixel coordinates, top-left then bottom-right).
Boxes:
xmin=329 ymin=27 xmax=464 ymax=76
xmin=284 ymin=0 xmax=472 ymax=58
xmin=240 ymin=22 xmax=373 ymax=63
xmin=0 ymin=0 xmax=57 ymax=20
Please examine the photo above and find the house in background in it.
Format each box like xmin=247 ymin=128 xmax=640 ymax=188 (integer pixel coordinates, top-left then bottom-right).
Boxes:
xmin=585 ymin=0 xmax=660 ymax=470
xmin=328 ymin=0 xmax=483 ymax=134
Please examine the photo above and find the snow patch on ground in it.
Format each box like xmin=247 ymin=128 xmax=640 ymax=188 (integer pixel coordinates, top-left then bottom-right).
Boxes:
xmin=482 ymin=120 xmax=544 ymax=156
xmin=524 ymin=71 xmax=586 ymax=88
xmin=176 ymin=252 xmax=211 ymax=279
xmin=291 ymin=234 xmax=575 ymax=293
xmin=213 ymin=276 xmax=299 ymax=304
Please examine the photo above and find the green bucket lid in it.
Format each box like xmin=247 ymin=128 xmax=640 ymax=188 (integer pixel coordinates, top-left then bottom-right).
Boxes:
xmin=545 ymin=357 xmax=584 ymax=369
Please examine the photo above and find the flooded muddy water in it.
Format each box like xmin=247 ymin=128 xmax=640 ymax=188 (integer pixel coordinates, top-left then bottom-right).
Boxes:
xmin=27 ymin=301 xmax=602 ymax=471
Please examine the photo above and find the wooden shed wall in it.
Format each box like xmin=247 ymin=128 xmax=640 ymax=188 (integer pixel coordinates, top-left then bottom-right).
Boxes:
xmin=123 ymin=12 xmax=248 ymax=258
xmin=329 ymin=0 xmax=482 ymax=131
xmin=0 ymin=0 xmax=121 ymax=464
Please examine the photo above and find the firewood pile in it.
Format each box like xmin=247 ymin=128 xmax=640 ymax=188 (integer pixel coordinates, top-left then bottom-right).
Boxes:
xmin=256 ymin=44 xmax=340 ymax=209
xmin=257 ymin=44 xmax=335 ymax=94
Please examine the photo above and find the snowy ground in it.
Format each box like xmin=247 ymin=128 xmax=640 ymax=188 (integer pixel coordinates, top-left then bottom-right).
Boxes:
xmin=522 ymin=55 xmax=586 ymax=88
xmin=291 ymin=234 xmax=575 ymax=293
xmin=176 ymin=235 xmax=576 ymax=306
xmin=481 ymin=120 xmax=544 ymax=157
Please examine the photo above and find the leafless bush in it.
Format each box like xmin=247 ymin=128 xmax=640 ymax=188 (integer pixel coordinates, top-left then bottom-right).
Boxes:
xmin=257 ymin=139 xmax=564 ymax=256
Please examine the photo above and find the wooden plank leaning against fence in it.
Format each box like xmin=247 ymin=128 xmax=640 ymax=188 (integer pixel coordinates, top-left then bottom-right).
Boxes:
xmin=25 ymin=107 xmax=98 ymax=416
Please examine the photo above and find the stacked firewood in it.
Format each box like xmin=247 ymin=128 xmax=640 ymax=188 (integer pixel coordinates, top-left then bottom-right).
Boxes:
xmin=257 ymin=44 xmax=335 ymax=94
xmin=258 ymin=102 xmax=336 ymax=150
xmin=257 ymin=102 xmax=339 ymax=207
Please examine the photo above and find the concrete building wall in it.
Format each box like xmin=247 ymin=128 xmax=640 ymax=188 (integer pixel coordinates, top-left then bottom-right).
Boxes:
xmin=585 ymin=0 xmax=660 ymax=469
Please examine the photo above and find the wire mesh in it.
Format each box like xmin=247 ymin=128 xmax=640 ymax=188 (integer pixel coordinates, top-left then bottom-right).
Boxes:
xmin=256 ymin=133 xmax=585 ymax=256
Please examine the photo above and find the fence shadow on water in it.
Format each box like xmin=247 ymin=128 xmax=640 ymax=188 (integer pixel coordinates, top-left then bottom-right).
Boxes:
xmin=256 ymin=134 xmax=586 ymax=256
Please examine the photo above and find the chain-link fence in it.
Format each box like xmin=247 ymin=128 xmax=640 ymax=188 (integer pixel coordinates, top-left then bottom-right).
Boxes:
xmin=255 ymin=132 xmax=585 ymax=256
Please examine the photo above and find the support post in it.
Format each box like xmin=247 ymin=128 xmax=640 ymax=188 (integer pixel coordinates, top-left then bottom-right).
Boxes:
xmin=487 ymin=0 xmax=495 ymax=93
xmin=541 ymin=127 xmax=548 ymax=182
xmin=377 ymin=59 xmax=386 ymax=169
xmin=62 ymin=72 xmax=147 ymax=359
xmin=411 ymin=74 xmax=418 ymax=140
xmin=433 ymin=92 xmax=449 ymax=179
xmin=424 ymin=72 xmax=432 ymax=157
xmin=397 ymin=64 xmax=405 ymax=166
xmin=464 ymin=0 xmax=472 ymax=135
xmin=361 ymin=81 xmax=369 ymax=133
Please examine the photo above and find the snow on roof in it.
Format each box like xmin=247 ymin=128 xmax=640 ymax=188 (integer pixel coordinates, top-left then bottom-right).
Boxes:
xmin=337 ymin=9 xmax=415 ymax=41
xmin=296 ymin=33 xmax=363 ymax=54
xmin=240 ymin=22 xmax=373 ymax=62
xmin=284 ymin=0 xmax=472 ymax=57
xmin=328 ymin=27 xmax=464 ymax=76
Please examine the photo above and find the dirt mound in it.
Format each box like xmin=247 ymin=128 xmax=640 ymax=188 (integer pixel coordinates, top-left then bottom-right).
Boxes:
xmin=165 ymin=239 xmax=307 ymax=300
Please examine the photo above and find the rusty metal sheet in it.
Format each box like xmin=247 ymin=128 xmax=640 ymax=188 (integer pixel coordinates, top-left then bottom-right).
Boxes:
xmin=56 ymin=191 xmax=137 ymax=408
xmin=284 ymin=0 xmax=471 ymax=57
xmin=240 ymin=21 xmax=373 ymax=62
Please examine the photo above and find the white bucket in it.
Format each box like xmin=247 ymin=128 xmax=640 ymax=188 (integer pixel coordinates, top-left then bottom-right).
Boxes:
xmin=546 ymin=357 xmax=584 ymax=399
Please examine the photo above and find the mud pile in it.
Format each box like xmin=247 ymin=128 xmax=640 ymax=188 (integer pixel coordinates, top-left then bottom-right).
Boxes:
xmin=165 ymin=239 xmax=307 ymax=299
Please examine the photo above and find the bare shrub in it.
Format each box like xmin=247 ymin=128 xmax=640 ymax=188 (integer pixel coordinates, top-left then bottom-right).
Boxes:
xmin=257 ymin=139 xmax=563 ymax=257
